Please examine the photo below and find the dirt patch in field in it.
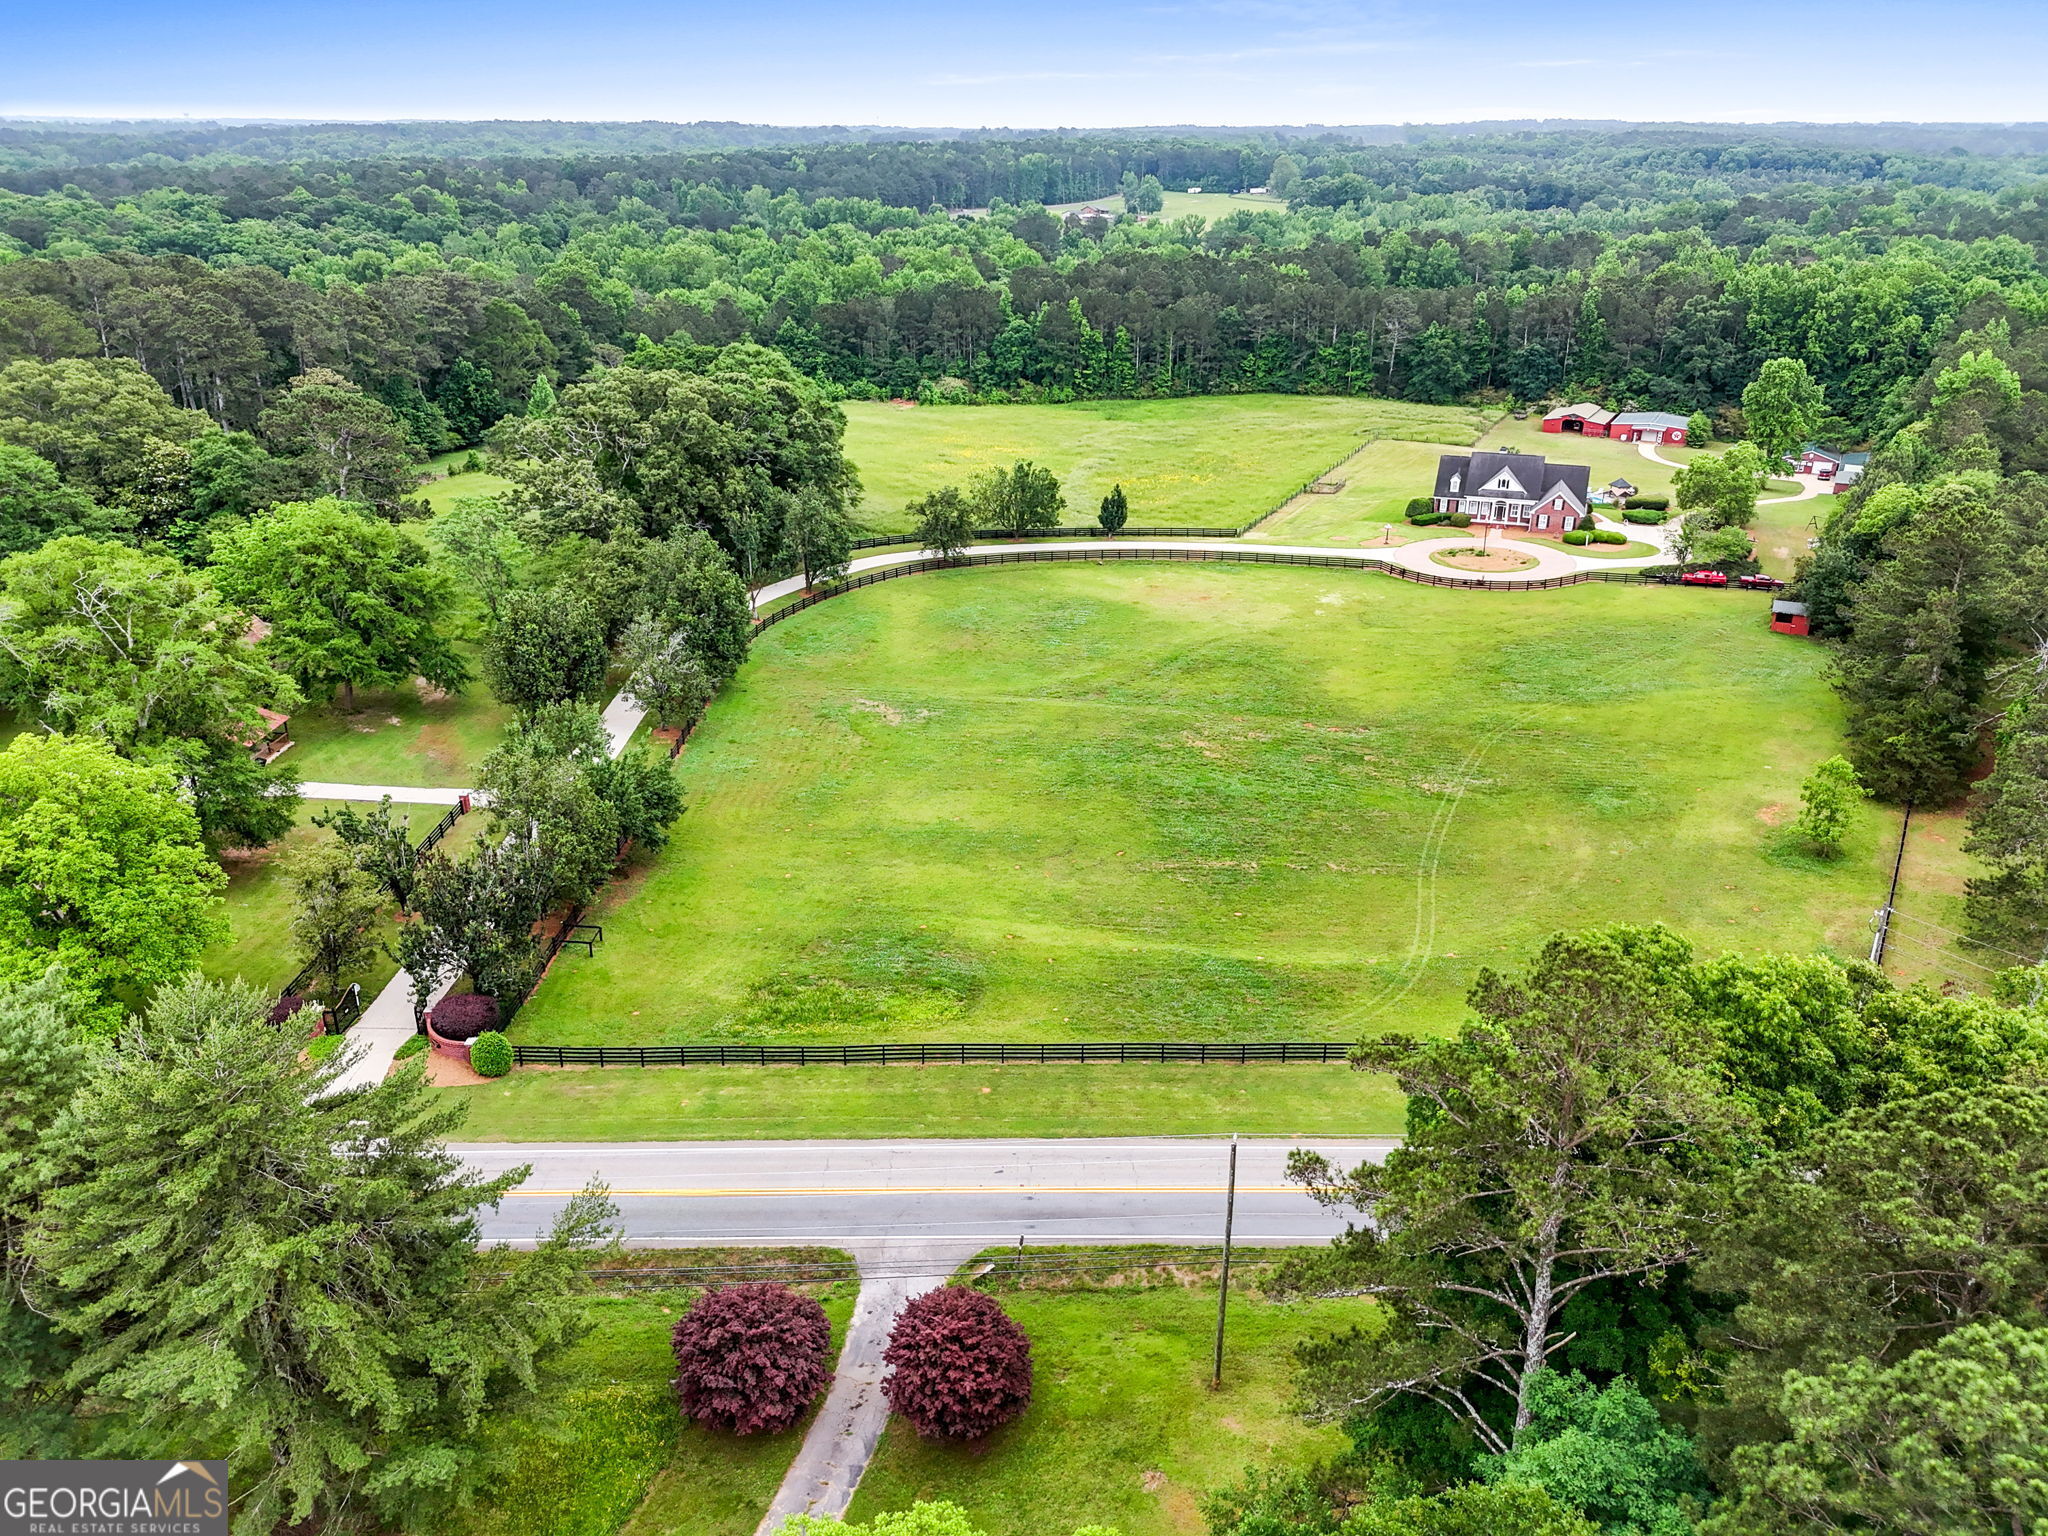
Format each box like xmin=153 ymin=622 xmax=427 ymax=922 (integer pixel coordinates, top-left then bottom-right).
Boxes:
xmin=1756 ymin=803 xmax=1787 ymax=826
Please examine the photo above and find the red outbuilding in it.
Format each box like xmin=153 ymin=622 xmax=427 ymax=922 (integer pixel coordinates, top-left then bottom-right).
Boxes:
xmin=1540 ymin=404 xmax=1690 ymax=445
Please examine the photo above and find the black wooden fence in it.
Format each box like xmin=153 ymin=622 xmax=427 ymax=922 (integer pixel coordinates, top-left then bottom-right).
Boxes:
xmin=758 ymin=545 xmax=1679 ymax=629
xmin=511 ymin=1039 xmax=1353 ymax=1067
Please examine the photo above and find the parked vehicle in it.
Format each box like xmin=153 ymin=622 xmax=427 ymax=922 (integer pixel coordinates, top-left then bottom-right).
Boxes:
xmin=1738 ymin=573 xmax=1786 ymax=590
xmin=1681 ymin=570 xmax=1730 ymax=587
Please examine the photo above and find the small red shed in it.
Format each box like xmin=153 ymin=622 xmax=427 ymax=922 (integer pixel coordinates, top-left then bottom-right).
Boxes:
xmin=1769 ymin=600 xmax=1811 ymax=637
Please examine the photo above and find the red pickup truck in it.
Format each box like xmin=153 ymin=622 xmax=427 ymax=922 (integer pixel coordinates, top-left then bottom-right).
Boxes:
xmin=1738 ymin=573 xmax=1786 ymax=591
xmin=1680 ymin=570 xmax=1729 ymax=588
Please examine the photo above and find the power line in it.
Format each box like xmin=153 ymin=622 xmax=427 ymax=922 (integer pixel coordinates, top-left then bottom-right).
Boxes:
xmin=1886 ymin=910 xmax=2040 ymax=969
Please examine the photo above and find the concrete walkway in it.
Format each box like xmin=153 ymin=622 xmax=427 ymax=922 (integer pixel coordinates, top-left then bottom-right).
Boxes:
xmin=301 ymin=780 xmax=473 ymax=805
xmin=753 ymin=1242 xmax=977 ymax=1535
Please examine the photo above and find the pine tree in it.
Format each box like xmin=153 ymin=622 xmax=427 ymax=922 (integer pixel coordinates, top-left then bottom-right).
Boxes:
xmin=1097 ymin=484 xmax=1129 ymax=535
xmin=28 ymin=976 xmax=616 ymax=1531
xmin=1964 ymin=700 xmax=2048 ymax=958
xmin=525 ymin=373 xmax=557 ymax=418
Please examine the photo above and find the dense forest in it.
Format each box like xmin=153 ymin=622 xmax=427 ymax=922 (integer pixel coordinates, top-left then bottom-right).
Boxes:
xmin=3 ymin=129 xmax=2046 ymax=448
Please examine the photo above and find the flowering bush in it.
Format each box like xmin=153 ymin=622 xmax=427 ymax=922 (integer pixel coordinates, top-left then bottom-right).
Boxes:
xmin=429 ymin=992 xmax=499 ymax=1041
xmin=672 ymin=1283 xmax=833 ymax=1435
xmin=882 ymin=1287 xmax=1032 ymax=1441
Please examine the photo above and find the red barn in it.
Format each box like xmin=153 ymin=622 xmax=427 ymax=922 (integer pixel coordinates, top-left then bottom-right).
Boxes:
xmin=1540 ymin=404 xmax=1690 ymax=445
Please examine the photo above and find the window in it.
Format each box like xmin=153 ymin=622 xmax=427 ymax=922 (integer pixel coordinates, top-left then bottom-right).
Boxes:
xmin=1536 ymin=514 xmax=1549 ymax=530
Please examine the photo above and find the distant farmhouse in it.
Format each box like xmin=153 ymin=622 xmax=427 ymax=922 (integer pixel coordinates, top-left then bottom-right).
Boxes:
xmin=1541 ymin=404 xmax=1691 ymax=445
xmin=1433 ymin=451 xmax=1592 ymax=537
xmin=1796 ymin=445 xmax=1870 ymax=491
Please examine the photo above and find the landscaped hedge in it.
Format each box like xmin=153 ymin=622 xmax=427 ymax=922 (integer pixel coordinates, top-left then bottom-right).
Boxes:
xmin=1625 ymin=496 xmax=1670 ymax=511
xmin=1621 ymin=510 xmax=1666 ymax=525
xmin=1407 ymin=509 xmax=1445 ymax=525
xmin=470 ymin=1031 xmax=513 ymax=1077
xmin=1404 ymin=496 xmax=1432 ymax=519
xmin=672 ymin=1283 xmax=834 ymax=1435
xmin=429 ymin=992 xmax=500 ymax=1041
xmin=1590 ymin=529 xmax=1628 ymax=545
xmin=1443 ymin=510 xmax=1472 ymax=527
xmin=884 ymin=1287 xmax=1033 ymax=1441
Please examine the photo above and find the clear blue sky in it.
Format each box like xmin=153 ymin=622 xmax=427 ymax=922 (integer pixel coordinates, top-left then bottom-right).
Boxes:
xmin=8 ymin=0 xmax=2043 ymax=128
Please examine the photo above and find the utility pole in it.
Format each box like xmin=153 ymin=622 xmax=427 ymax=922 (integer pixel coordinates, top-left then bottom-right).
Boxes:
xmin=1211 ymin=1133 xmax=1239 ymax=1390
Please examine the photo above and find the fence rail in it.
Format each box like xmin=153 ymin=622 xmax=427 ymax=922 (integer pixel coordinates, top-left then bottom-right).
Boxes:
xmin=757 ymin=545 xmax=1676 ymax=630
xmin=511 ymin=1039 xmax=1354 ymax=1067
xmin=416 ymin=802 xmax=462 ymax=856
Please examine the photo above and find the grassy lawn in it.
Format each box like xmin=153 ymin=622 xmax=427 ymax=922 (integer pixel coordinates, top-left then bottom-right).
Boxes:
xmin=441 ymin=1062 xmax=1401 ymax=1142
xmin=416 ymin=447 xmax=515 ymax=515
xmin=283 ymin=664 xmax=511 ymax=787
xmin=511 ymin=562 xmax=1889 ymax=1076
xmin=1570 ymin=539 xmax=1662 ymax=559
xmin=1749 ymin=489 xmax=1831 ymax=580
xmin=428 ymin=1277 xmax=858 ymax=1536
xmin=1049 ymin=191 xmax=1293 ymax=223
xmin=204 ymin=800 xmax=485 ymax=995
xmin=1243 ymin=438 xmax=1463 ymax=548
xmin=841 ymin=397 xmax=1489 ymax=534
xmin=847 ymin=1282 xmax=1355 ymax=1536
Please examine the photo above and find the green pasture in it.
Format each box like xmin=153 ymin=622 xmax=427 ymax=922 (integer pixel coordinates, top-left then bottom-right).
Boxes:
xmin=203 ymin=799 xmax=483 ymax=996
xmin=510 ymin=563 xmax=1889 ymax=1076
xmin=1049 ymin=190 xmax=1293 ymax=223
xmin=848 ymin=1281 xmax=1354 ymax=1536
xmin=1242 ymin=438 xmax=1453 ymax=548
xmin=415 ymin=448 xmax=515 ymax=515
xmin=840 ymin=396 xmax=1489 ymax=534
xmin=1750 ymin=487 xmax=1831 ymax=579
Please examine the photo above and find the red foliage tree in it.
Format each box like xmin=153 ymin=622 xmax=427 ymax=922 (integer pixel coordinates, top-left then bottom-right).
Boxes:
xmin=670 ymin=1282 xmax=833 ymax=1435
xmin=882 ymin=1286 xmax=1033 ymax=1441
xmin=427 ymin=992 xmax=499 ymax=1040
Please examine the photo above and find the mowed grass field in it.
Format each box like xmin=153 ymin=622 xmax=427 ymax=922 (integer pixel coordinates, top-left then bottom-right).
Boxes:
xmin=510 ymin=563 xmax=1890 ymax=1064
xmin=1244 ymin=438 xmax=1461 ymax=547
xmin=841 ymin=397 xmax=1490 ymax=534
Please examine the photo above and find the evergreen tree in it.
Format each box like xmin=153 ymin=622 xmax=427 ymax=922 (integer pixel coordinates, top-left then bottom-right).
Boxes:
xmin=525 ymin=373 xmax=557 ymax=418
xmin=1832 ymin=480 xmax=2012 ymax=803
xmin=26 ymin=976 xmax=616 ymax=1533
xmin=1097 ymin=483 xmax=1130 ymax=535
xmin=1964 ymin=699 xmax=2048 ymax=958
xmin=0 ymin=966 xmax=87 ymax=1421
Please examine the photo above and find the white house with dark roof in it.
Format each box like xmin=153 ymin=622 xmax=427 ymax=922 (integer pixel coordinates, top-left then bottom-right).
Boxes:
xmin=1432 ymin=451 xmax=1593 ymax=538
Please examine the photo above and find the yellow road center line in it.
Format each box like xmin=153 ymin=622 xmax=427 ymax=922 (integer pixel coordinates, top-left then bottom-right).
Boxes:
xmin=506 ymin=1185 xmax=1302 ymax=1198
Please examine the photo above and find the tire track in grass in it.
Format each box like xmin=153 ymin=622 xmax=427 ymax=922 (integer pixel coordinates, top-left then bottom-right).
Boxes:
xmin=1345 ymin=713 xmax=1531 ymax=1030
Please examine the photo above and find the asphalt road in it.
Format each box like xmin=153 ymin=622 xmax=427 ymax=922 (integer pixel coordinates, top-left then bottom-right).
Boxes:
xmin=455 ymin=1135 xmax=1395 ymax=1248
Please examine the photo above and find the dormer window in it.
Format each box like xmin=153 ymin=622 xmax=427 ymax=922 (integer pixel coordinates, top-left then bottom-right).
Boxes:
xmin=1449 ymin=474 xmax=1461 ymax=492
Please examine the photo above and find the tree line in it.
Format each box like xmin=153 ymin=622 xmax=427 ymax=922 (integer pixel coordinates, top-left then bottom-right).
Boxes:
xmin=1211 ymin=923 xmax=2048 ymax=1535
xmin=2 ymin=132 xmax=2043 ymax=451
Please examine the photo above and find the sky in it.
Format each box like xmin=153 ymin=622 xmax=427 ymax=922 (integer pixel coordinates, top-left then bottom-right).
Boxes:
xmin=8 ymin=0 xmax=2046 ymax=128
